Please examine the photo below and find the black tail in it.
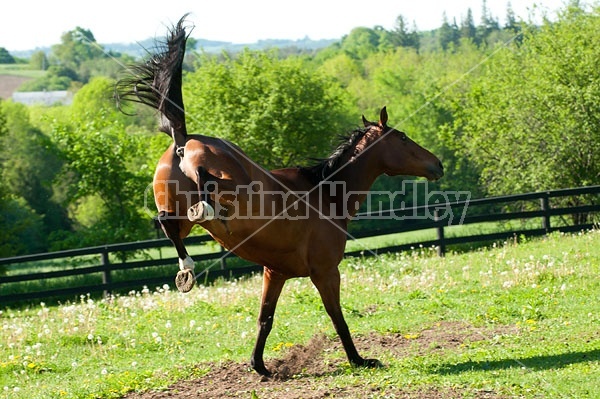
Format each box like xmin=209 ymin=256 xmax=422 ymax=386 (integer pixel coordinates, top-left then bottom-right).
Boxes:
xmin=115 ymin=14 xmax=192 ymax=149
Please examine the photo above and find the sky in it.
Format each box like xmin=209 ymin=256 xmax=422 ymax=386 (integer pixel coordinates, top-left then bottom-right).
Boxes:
xmin=1 ymin=0 xmax=569 ymax=52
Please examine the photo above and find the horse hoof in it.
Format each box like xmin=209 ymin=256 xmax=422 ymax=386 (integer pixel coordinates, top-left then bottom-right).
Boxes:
xmin=187 ymin=201 xmax=215 ymax=223
xmin=175 ymin=269 xmax=195 ymax=293
xmin=253 ymin=366 xmax=272 ymax=378
xmin=353 ymin=358 xmax=383 ymax=369
xmin=363 ymin=358 xmax=383 ymax=369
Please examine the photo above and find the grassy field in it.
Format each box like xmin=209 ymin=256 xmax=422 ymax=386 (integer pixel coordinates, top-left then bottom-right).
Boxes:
xmin=1 ymin=229 xmax=599 ymax=398
xmin=0 ymin=64 xmax=46 ymax=78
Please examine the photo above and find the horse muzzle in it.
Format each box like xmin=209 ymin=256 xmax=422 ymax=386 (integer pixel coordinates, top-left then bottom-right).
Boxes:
xmin=427 ymin=161 xmax=444 ymax=181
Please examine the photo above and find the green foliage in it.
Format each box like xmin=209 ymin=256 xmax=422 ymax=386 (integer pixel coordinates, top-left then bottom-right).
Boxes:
xmin=451 ymin=5 xmax=600 ymax=196
xmin=341 ymin=27 xmax=383 ymax=59
xmin=0 ymin=101 xmax=71 ymax=254
xmin=28 ymin=50 xmax=48 ymax=70
xmin=51 ymin=114 xmax=153 ymax=248
xmin=51 ymin=27 xmax=106 ymax=70
xmin=17 ymin=65 xmax=76 ymax=91
xmin=0 ymin=47 xmax=16 ymax=63
xmin=0 ymin=104 xmax=43 ymax=258
xmin=20 ymin=27 xmax=134 ymax=92
xmin=45 ymin=78 xmax=155 ymax=248
xmin=184 ymin=50 xmax=353 ymax=169
xmin=0 ymin=196 xmax=45 ymax=256
xmin=3 ymin=2 xmax=599 ymax=256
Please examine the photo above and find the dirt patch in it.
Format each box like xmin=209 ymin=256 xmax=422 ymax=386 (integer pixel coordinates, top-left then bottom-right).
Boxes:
xmin=123 ymin=322 xmax=515 ymax=399
xmin=0 ymin=74 xmax=31 ymax=99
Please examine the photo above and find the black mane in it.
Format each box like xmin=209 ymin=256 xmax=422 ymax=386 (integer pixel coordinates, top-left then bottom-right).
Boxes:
xmin=300 ymin=127 xmax=369 ymax=183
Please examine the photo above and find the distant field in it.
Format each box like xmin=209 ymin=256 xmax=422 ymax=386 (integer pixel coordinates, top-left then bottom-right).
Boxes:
xmin=0 ymin=64 xmax=45 ymax=99
xmin=1 ymin=229 xmax=599 ymax=398
xmin=0 ymin=64 xmax=46 ymax=78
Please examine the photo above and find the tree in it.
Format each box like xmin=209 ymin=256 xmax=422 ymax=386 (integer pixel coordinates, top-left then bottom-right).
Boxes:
xmin=50 ymin=78 xmax=155 ymax=248
xmin=17 ymin=65 xmax=78 ymax=91
xmin=439 ymin=13 xmax=460 ymax=51
xmin=184 ymin=50 xmax=353 ymax=169
xmin=0 ymin=101 xmax=48 ymax=256
xmin=460 ymin=9 xmax=477 ymax=42
xmin=341 ymin=27 xmax=381 ymax=59
xmin=450 ymin=5 xmax=600 ymax=206
xmin=0 ymin=47 xmax=15 ymax=64
xmin=0 ymin=100 xmax=71 ymax=245
xmin=29 ymin=50 xmax=48 ymax=70
xmin=51 ymin=27 xmax=106 ymax=71
xmin=504 ymin=2 xmax=519 ymax=31
xmin=477 ymin=0 xmax=501 ymax=43
xmin=391 ymin=15 xmax=420 ymax=50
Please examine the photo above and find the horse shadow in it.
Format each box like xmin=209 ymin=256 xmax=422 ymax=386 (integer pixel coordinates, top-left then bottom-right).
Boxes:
xmin=434 ymin=348 xmax=600 ymax=375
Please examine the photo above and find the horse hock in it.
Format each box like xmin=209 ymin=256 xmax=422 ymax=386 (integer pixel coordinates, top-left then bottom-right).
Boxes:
xmin=187 ymin=200 xmax=215 ymax=223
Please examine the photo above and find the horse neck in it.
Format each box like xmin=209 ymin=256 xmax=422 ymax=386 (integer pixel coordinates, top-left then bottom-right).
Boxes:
xmin=328 ymin=151 xmax=383 ymax=219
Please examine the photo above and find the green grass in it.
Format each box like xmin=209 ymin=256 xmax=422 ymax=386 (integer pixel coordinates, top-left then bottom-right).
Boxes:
xmin=1 ymin=229 xmax=599 ymax=398
xmin=0 ymin=64 xmax=46 ymax=79
xmin=345 ymin=218 xmax=542 ymax=253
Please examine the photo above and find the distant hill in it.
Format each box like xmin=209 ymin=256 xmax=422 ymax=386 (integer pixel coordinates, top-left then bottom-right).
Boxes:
xmin=105 ymin=36 xmax=338 ymax=57
xmin=10 ymin=36 xmax=339 ymax=59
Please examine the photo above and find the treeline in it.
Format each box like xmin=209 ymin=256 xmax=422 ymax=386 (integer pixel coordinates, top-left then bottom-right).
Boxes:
xmin=1 ymin=2 xmax=598 ymax=257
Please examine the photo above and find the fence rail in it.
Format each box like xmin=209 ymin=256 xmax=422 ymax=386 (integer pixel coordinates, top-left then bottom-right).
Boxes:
xmin=1 ymin=185 xmax=599 ymax=305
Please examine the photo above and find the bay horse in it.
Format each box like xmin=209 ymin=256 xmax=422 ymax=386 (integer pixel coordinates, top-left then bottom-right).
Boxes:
xmin=115 ymin=16 xmax=443 ymax=377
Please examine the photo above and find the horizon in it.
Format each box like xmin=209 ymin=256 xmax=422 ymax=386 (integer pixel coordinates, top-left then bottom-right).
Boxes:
xmin=2 ymin=0 xmax=566 ymax=52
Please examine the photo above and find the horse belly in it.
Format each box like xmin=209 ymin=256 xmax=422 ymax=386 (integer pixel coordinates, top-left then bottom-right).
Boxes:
xmin=205 ymin=220 xmax=312 ymax=278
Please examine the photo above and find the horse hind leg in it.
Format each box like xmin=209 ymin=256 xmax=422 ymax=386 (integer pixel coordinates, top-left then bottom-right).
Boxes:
xmin=188 ymin=166 xmax=217 ymax=223
xmin=157 ymin=210 xmax=196 ymax=293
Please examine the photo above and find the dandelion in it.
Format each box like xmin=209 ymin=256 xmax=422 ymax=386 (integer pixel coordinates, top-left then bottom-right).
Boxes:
xmin=152 ymin=332 xmax=162 ymax=343
xmin=189 ymin=320 xmax=196 ymax=328
xmin=101 ymin=368 xmax=108 ymax=375
xmin=165 ymin=321 xmax=172 ymax=329
xmin=131 ymin=361 xmax=138 ymax=367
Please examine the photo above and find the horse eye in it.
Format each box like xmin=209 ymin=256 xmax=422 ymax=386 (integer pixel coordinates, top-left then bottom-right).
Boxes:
xmin=400 ymin=133 xmax=407 ymax=141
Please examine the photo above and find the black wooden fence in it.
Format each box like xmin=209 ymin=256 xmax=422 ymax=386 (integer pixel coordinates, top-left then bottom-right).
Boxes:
xmin=1 ymin=185 xmax=598 ymax=305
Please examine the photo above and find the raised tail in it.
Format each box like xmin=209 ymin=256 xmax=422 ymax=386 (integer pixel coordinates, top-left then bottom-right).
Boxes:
xmin=115 ymin=14 xmax=191 ymax=150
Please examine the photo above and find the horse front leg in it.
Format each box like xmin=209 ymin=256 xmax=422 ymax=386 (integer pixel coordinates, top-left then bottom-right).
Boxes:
xmin=251 ymin=268 xmax=286 ymax=377
xmin=310 ymin=269 xmax=381 ymax=369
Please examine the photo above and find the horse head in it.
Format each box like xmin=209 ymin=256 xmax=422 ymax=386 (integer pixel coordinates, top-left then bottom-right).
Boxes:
xmin=360 ymin=106 xmax=443 ymax=181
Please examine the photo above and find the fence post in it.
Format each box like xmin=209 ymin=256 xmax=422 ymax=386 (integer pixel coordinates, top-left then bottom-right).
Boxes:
xmin=435 ymin=208 xmax=446 ymax=257
xmin=540 ymin=194 xmax=551 ymax=234
xmin=101 ymin=251 xmax=111 ymax=298
xmin=220 ymin=246 xmax=227 ymax=270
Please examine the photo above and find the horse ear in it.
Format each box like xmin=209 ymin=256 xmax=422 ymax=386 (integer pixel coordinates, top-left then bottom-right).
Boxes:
xmin=379 ymin=106 xmax=388 ymax=127
xmin=362 ymin=115 xmax=370 ymax=127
